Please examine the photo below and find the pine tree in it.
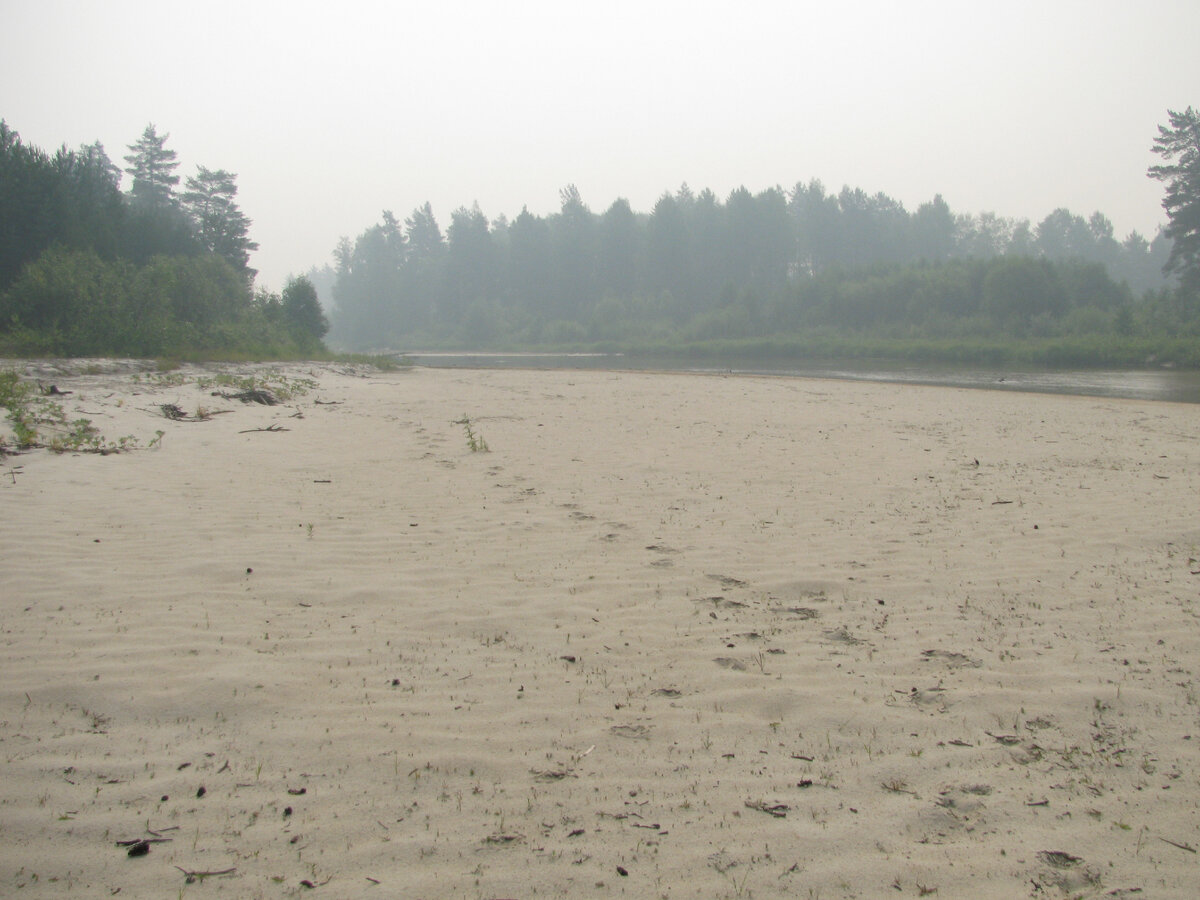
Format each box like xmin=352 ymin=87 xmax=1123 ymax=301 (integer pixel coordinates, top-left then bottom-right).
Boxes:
xmin=123 ymin=124 xmax=180 ymax=208
xmin=1149 ymin=106 xmax=1200 ymax=289
xmin=181 ymin=166 xmax=258 ymax=276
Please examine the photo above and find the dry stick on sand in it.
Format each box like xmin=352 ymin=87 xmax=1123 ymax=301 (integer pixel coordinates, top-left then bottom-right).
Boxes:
xmin=175 ymin=866 xmax=237 ymax=882
xmin=744 ymin=799 xmax=790 ymax=818
xmin=1159 ymin=837 xmax=1198 ymax=853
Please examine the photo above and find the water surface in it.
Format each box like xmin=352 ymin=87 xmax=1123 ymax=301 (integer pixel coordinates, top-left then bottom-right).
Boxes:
xmin=402 ymin=352 xmax=1200 ymax=405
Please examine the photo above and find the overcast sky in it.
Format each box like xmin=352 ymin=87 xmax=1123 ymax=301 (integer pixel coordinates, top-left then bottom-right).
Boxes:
xmin=3 ymin=0 xmax=1197 ymax=291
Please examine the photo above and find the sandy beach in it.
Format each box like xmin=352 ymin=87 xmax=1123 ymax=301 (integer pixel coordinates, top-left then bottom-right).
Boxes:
xmin=2 ymin=361 xmax=1199 ymax=898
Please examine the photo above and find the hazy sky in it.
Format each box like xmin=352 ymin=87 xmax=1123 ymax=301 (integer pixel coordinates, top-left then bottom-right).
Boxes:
xmin=3 ymin=0 xmax=1198 ymax=290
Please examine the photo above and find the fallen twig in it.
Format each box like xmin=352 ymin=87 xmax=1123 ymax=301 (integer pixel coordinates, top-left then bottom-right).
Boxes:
xmin=1159 ymin=837 xmax=1197 ymax=853
xmin=745 ymin=799 xmax=790 ymax=818
xmin=239 ymin=424 xmax=288 ymax=433
xmin=175 ymin=866 xmax=237 ymax=882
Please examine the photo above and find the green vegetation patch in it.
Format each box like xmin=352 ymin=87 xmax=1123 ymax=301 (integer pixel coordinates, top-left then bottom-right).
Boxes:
xmin=0 ymin=369 xmax=139 ymax=455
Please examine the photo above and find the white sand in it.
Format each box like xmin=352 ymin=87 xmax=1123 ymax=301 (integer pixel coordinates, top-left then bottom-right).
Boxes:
xmin=2 ymin=362 xmax=1199 ymax=898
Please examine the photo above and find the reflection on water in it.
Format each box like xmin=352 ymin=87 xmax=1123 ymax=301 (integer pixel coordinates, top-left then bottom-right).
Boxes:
xmin=402 ymin=352 xmax=1200 ymax=405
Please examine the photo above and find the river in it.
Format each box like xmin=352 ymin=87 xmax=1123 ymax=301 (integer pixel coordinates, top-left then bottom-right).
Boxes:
xmin=401 ymin=352 xmax=1200 ymax=405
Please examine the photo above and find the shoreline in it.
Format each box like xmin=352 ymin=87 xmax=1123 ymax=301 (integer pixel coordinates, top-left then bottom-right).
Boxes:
xmin=7 ymin=353 xmax=1200 ymax=405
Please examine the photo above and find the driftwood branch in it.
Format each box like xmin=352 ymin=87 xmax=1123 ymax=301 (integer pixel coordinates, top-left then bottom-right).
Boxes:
xmin=213 ymin=388 xmax=280 ymax=405
xmin=745 ymin=799 xmax=790 ymax=818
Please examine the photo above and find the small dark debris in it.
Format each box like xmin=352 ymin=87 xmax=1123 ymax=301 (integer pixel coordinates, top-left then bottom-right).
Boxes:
xmin=160 ymin=795 xmax=169 ymax=802
xmin=300 ymin=879 xmax=315 ymax=888
xmin=196 ymin=785 xmax=206 ymax=798
xmin=284 ymin=807 xmax=293 ymax=817
xmin=774 ymin=607 xmax=820 ymax=619
xmin=485 ymin=832 xmax=524 ymax=844
xmin=215 ymin=388 xmax=280 ymax=405
xmin=616 ymin=866 xmax=629 ymax=877
xmin=127 ymin=841 xmax=150 ymax=857
xmin=560 ymin=655 xmax=577 ymax=663
xmin=288 ymin=787 xmax=307 ymax=795
xmin=708 ymin=574 xmax=749 ymax=588
xmin=921 ymin=649 xmax=981 ymax=668
xmin=1038 ymin=850 xmax=1082 ymax=869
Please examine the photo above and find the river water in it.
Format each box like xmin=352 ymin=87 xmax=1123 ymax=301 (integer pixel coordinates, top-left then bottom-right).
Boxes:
xmin=401 ymin=352 xmax=1200 ymax=405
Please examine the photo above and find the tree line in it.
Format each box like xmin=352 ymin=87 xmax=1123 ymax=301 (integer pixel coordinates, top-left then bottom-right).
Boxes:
xmin=0 ymin=121 xmax=328 ymax=358
xmin=328 ymin=110 xmax=1200 ymax=364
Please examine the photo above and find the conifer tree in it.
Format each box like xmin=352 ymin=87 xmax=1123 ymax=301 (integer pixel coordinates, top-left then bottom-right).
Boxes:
xmin=123 ymin=124 xmax=180 ymax=208
xmin=182 ymin=166 xmax=258 ymax=276
xmin=1149 ymin=106 xmax=1200 ymax=289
